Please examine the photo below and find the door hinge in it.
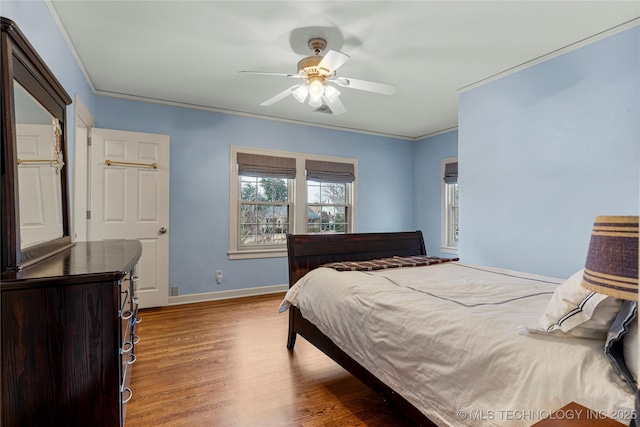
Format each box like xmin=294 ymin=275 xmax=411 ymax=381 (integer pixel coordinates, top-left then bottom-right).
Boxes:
xmin=87 ymin=135 xmax=92 ymax=146
xmin=86 ymin=210 xmax=91 ymax=220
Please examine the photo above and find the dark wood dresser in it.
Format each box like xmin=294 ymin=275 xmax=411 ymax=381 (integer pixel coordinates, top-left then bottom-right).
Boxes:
xmin=1 ymin=240 xmax=142 ymax=427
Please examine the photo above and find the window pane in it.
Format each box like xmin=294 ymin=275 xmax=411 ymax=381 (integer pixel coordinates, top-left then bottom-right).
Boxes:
xmin=241 ymin=176 xmax=289 ymax=202
xmin=445 ymin=182 xmax=459 ymax=247
xmin=307 ymin=205 xmax=321 ymax=233
xmin=323 ymin=183 xmax=346 ymax=204
xmin=451 ymin=205 xmax=459 ymax=244
xmin=241 ymin=177 xmax=259 ymax=201
xmin=240 ymin=203 xmax=289 ymax=246
xmin=259 ymin=177 xmax=288 ymax=202
xmin=308 ymin=204 xmax=348 ymax=234
xmin=334 ymin=207 xmax=347 ymax=233
xmin=320 ymin=206 xmax=334 ymax=230
xmin=307 ymin=182 xmax=321 ymax=203
xmin=240 ymin=204 xmax=256 ymax=224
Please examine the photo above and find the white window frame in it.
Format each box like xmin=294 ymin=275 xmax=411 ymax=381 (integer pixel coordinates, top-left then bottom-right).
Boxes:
xmin=229 ymin=146 xmax=357 ymax=259
xmin=441 ymin=157 xmax=458 ymax=254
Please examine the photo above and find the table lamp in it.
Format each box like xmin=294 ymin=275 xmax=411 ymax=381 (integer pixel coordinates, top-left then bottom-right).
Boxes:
xmin=582 ymin=215 xmax=638 ymax=301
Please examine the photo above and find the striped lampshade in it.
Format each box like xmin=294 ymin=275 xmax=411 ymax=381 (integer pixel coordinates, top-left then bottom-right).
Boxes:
xmin=581 ymin=216 xmax=639 ymax=301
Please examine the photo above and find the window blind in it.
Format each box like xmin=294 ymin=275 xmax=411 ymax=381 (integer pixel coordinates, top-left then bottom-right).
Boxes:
xmin=237 ymin=153 xmax=296 ymax=178
xmin=443 ymin=162 xmax=458 ymax=184
xmin=306 ymin=160 xmax=355 ymax=183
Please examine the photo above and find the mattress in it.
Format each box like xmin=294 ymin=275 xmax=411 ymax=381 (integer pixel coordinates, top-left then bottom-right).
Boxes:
xmin=280 ymin=262 xmax=635 ymax=426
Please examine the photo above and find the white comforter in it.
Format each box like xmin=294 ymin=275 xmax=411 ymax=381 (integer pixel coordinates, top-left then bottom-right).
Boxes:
xmin=280 ymin=262 xmax=635 ymax=426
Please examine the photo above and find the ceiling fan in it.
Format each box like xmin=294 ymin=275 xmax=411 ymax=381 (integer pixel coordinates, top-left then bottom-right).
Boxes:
xmin=239 ymin=38 xmax=396 ymax=115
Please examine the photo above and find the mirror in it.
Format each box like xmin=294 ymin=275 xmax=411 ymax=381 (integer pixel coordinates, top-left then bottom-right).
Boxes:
xmin=1 ymin=17 xmax=73 ymax=274
xmin=14 ymin=81 xmax=65 ymax=248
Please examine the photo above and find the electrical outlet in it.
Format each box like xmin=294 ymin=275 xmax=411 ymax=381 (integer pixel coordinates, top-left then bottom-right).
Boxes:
xmin=171 ymin=286 xmax=179 ymax=296
xmin=215 ymin=270 xmax=223 ymax=284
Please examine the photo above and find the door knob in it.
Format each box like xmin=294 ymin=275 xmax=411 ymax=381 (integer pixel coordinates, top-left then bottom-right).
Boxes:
xmin=159 ymin=227 xmax=167 ymax=235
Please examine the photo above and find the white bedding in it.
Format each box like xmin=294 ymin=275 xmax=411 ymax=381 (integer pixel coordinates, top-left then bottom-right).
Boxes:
xmin=280 ymin=262 xmax=635 ymax=426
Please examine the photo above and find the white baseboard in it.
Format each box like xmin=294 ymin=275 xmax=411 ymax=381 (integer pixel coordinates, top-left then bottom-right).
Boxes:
xmin=168 ymin=284 xmax=288 ymax=306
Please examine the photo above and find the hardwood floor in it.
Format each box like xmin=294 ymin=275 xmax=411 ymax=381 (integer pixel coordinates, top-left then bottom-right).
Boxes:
xmin=126 ymin=293 xmax=413 ymax=427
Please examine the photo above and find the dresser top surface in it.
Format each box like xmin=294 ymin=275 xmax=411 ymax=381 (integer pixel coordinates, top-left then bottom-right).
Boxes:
xmin=1 ymin=240 xmax=142 ymax=286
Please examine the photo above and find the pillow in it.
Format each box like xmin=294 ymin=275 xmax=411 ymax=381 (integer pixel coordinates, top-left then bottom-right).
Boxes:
xmin=528 ymin=269 xmax=623 ymax=339
xmin=606 ymin=300 xmax=638 ymax=390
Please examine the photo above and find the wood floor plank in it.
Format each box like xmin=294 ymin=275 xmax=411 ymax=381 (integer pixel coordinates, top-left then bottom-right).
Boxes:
xmin=126 ymin=293 xmax=413 ymax=427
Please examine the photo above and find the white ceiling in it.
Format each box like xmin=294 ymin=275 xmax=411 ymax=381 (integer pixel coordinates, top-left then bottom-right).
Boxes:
xmin=49 ymin=1 xmax=639 ymax=140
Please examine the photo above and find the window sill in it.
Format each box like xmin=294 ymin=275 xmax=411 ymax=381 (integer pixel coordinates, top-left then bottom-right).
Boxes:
xmin=440 ymin=246 xmax=459 ymax=255
xmin=228 ymin=248 xmax=287 ymax=260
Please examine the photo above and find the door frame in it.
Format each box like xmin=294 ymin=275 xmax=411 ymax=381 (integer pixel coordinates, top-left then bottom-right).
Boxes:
xmin=72 ymin=95 xmax=94 ymax=242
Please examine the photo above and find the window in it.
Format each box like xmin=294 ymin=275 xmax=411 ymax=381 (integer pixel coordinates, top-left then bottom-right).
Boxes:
xmin=441 ymin=158 xmax=458 ymax=253
xmin=229 ymin=147 xmax=357 ymax=259
xmin=307 ymin=180 xmax=349 ymax=234
xmin=305 ymin=159 xmax=354 ymax=235
xmin=239 ymin=175 xmax=291 ymax=247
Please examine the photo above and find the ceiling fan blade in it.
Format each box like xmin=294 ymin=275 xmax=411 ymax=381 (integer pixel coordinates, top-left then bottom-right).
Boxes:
xmin=260 ymin=86 xmax=298 ymax=106
xmin=322 ymin=95 xmax=346 ymax=115
xmin=331 ymin=77 xmax=396 ymax=95
xmin=318 ymin=50 xmax=350 ymax=73
xmin=239 ymin=71 xmax=303 ymax=79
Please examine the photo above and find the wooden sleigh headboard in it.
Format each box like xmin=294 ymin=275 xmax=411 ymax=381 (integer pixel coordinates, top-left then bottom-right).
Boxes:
xmin=286 ymin=230 xmax=427 ymax=287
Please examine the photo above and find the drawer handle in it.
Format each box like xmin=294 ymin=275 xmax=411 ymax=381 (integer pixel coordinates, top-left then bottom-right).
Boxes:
xmin=121 ymin=341 xmax=133 ymax=354
xmin=131 ymin=276 xmax=139 ymax=282
xmin=127 ymin=353 xmax=137 ymax=365
xmin=132 ymin=297 xmax=139 ymax=304
xmin=120 ymin=289 xmax=130 ymax=311
xmin=122 ymin=387 xmax=133 ymax=404
xmin=121 ymin=310 xmax=133 ymax=320
xmin=132 ymin=334 xmax=141 ymax=345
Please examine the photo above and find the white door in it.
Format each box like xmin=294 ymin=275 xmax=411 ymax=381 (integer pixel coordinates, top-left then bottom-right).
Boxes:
xmin=90 ymin=128 xmax=170 ymax=308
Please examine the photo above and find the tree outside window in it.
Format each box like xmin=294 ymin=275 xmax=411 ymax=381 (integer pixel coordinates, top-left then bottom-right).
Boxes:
xmin=240 ymin=176 xmax=290 ymax=246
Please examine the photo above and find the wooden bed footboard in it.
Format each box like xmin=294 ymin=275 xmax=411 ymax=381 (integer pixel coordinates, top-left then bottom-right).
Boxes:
xmin=285 ymin=231 xmax=436 ymax=427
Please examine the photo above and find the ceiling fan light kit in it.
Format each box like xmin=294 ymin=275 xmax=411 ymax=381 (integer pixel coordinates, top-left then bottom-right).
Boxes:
xmin=239 ymin=37 xmax=396 ymax=115
xmin=324 ymin=85 xmax=340 ymax=103
xmin=292 ymin=85 xmax=308 ymax=103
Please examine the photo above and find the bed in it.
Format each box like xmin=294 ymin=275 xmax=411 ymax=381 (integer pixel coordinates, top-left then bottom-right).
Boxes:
xmin=281 ymin=231 xmax=636 ymax=426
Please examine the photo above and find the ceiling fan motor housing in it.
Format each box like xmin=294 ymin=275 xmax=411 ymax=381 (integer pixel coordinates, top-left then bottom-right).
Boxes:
xmin=298 ymin=56 xmax=328 ymax=77
xmin=297 ymin=38 xmax=333 ymax=81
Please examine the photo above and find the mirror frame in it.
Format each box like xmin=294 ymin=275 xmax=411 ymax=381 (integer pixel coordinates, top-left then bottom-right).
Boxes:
xmin=1 ymin=17 xmax=73 ymax=274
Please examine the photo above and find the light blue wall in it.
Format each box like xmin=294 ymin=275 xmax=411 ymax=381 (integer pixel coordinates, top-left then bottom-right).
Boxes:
xmin=95 ymin=97 xmax=416 ymax=294
xmin=2 ymin=0 xmax=97 ymax=204
xmin=458 ymin=26 xmax=640 ymax=279
xmin=414 ymin=130 xmax=458 ymax=257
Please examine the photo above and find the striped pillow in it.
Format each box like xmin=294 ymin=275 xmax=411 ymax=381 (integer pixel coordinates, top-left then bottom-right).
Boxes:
xmin=528 ymin=269 xmax=623 ymax=339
